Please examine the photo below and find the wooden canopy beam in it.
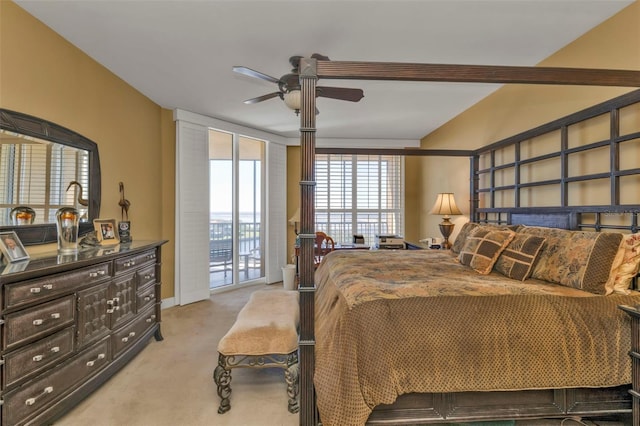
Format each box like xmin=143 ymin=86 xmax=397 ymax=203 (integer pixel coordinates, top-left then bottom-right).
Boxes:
xmin=316 ymin=61 xmax=640 ymax=87
xmin=315 ymin=147 xmax=474 ymax=156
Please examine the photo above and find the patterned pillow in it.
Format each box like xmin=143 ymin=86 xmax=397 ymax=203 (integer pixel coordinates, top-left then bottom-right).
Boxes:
xmin=494 ymin=234 xmax=546 ymax=281
xmin=519 ymin=226 xmax=623 ymax=294
xmin=451 ymin=223 xmax=521 ymax=254
xmin=451 ymin=222 xmax=479 ymax=254
xmin=605 ymin=233 xmax=640 ymax=295
xmin=459 ymin=228 xmax=516 ymax=274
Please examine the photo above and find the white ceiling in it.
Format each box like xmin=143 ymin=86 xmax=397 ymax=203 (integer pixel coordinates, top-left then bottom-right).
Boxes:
xmin=15 ymin=0 xmax=634 ymax=143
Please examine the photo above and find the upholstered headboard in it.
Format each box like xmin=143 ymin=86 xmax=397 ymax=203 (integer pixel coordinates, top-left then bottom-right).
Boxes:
xmin=510 ymin=212 xmax=577 ymax=230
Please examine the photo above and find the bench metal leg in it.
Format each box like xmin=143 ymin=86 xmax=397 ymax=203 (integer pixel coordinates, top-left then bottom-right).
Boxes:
xmin=213 ymin=350 xmax=299 ymax=414
xmin=213 ymin=353 xmax=232 ymax=414
xmin=285 ymin=351 xmax=300 ymax=414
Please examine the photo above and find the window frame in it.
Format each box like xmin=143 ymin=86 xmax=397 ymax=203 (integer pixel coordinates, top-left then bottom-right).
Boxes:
xmin=314 ymin=153 xmax=404 ymax=245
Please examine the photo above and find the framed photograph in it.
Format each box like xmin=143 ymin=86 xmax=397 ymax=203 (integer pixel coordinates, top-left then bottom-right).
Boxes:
xmin=0 ymin=231 xmax=30 ymax=262
xmin=93 ymin=219 xmax=120 ymax=245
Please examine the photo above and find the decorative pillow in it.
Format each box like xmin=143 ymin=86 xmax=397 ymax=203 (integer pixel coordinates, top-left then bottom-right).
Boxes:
xmin=451 ymin=222 xmax=479 ymax=254
xmin=458 ymin=228 xmax=515 ymax=274
xmin=494 ymin=234 xmax=546 ymax=281
xmin=519 ymin=226 xmax=623 ymax=294
xmin=605 ymin=233 xmax=640 ymax=295
xmin=451 ymin=223 xmax=521 ymax=254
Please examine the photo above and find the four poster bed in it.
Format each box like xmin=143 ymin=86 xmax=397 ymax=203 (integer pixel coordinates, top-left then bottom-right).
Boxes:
xmin=294 ymin=58 xmax=640 ymax=426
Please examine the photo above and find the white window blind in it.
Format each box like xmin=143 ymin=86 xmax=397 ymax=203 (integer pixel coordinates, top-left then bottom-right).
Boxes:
xmin=315 ymin=154 xmax=404 ymax=245
xmin=0 ymin=142 xmax=89 ymax=224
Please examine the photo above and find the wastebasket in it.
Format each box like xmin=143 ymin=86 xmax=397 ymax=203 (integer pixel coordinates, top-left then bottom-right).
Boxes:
xmin=282 ymin=264 xmax=296 ymax=291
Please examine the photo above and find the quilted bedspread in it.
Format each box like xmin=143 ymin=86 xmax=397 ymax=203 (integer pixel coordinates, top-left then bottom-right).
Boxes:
xmin=313 ymin=249 xmax=640 ymax=426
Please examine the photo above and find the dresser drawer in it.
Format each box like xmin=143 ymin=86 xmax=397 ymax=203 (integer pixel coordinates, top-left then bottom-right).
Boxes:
xmin=2 ymin=338 xmax=110 ymax=426
xmin=3 ymin=295 xmax=76 ymax=350
xmin=136 ymin=284 xmax=156 ymax=313
xmin=114 ymin=249 xmax=157 ymax=275
xmin=136 ymin=264 xmax=157 ymax=290
xmin=111 ymin=306 xmax=156 ymax=359
xmin=3 ymin=326 xmax=75 ymax=388
xmin=4 ymin=262 xmax=111 ymax=309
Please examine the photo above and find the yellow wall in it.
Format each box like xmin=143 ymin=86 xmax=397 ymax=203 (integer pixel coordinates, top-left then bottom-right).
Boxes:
xmin=0 ymin=1 xmax=176 ymax=298
xmin=419 ymin=2 xmax=640 ymax=242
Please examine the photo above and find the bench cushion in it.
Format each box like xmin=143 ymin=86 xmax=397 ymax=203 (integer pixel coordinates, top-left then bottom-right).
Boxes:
xmin=218 ymin=289 xmax=299 ymax=356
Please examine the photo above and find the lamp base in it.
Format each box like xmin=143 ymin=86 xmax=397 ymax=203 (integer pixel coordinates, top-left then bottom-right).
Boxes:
xmin=438 ymin=218 xmax=455 ymax=250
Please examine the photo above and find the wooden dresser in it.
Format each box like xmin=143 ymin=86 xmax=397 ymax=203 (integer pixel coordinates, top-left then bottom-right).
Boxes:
xmin=0 ymin=240 xmax=166 ymax=425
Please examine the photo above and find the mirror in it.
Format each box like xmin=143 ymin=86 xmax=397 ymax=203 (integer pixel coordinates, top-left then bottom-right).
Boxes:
xmin=0 ymin=109 xmax=101 ymax=245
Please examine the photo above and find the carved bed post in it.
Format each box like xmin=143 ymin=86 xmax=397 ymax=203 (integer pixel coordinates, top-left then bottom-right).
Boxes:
xmin=298 ymin=56 xmax=318 ymax=426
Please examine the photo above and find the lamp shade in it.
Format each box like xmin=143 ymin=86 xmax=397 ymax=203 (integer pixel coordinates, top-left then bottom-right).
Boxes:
xmin=288 ymin=207 xmax=300 ymax=225
xmin=283 ymin=90 xmax=301 ymax=111
xmin=429 ymin=193 xmax=462 ymax=217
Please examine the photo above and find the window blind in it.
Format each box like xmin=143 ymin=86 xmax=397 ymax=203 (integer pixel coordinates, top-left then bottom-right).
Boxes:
xmin=0 ymin=142 xmax=89 ymax=224
xmin=315 ymin=154 xmax=404 ymax=245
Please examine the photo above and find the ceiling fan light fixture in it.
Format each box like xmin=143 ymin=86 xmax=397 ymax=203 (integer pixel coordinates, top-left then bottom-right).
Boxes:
xmin=283 ymin=90 xmax=301 ymax=111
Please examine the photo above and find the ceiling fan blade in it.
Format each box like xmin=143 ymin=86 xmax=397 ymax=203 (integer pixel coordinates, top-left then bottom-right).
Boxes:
xmin=317 ymin=86 xmax=364 ymax=102
xmin=243 ymin=92 xmax=282 ymax=104
xmin=233 ymin=66 xmax=280 ymax=84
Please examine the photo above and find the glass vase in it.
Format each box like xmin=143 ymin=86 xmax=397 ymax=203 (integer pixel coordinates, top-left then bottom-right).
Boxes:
xmin=10 ymin=206 xmax=36 ymax=225
xmin=56 ymin=207 xmax=79 ymax=253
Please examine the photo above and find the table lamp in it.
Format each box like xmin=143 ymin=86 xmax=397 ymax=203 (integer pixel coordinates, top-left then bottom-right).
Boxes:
xmin=429 ymin=193 xmax=462 ymax=249
xmin=288 ymin=207 xmax=300 ymax=236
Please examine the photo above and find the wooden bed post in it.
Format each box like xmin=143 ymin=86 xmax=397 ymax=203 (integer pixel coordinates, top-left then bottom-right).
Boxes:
xmin=298 ymin=56 xmax=318 ymax=426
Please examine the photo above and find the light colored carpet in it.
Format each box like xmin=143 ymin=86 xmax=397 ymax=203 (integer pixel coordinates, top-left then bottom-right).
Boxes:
xmin=56 ymin=283 xmax=298 ymax=426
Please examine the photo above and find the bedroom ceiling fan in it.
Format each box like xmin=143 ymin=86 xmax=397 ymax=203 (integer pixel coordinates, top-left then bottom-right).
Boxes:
xmin=233 ymin=53 xmax=364 ymax=115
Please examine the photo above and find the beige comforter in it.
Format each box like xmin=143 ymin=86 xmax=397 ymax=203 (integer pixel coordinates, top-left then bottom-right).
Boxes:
xmin=314 ymin=249 xmax=640 ymax=426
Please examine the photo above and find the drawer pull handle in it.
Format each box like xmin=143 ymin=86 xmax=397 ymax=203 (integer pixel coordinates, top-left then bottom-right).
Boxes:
xmin=43 ymin=284 xmax=53 ymax=290
xmin=33 ymin=355 xmax=44 ymax=362
xmin=30 ymin=287 xmax=41 ymax=294
xmin=144 ymin=273 xmax=155 ymax=280
xmin=89 ymin=270 xmax=106 ymax=278
xmin=86 ymin=353 xmax=106 ymax=367
xmin=33 ymin=319 xmax=43 ymax=326
xmin=106 ymin=298 xmax=120 ymax=314
xmin=51 ymin=346 xmax=60 ymax=353
xmin=50 ymin=312 xmax=61 ymax=319
xmin=25 ymin=386 xmax=53 ymax=406
xmin=144 ymin=296 xmax=151 ymax=302
xmin=146 ymin=314 xmax=157 ymax=323
xmin=129 ymin=331 xmax=136 ymax=337
xmin=124 ymin=260 xmax=136 ymax=267
xmin=146 ymin=254 xmax=156 ymax=260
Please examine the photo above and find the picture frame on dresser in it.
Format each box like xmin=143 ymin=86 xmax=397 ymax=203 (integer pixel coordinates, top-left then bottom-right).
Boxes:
xmin=0 ymin=230 xmax=29 ymax=262
xmin=93 ymin=218 xmax=120 ymax=245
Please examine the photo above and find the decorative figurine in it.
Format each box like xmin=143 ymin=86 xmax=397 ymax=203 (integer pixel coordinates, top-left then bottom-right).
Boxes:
xmin=66 ymin=181 xmax=89 ymax=206
xmin=118 ymin=182 xmax=132 ymax=243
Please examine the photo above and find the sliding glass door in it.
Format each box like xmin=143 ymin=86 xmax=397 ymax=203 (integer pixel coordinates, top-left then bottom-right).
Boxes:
xmin=209 ymin=129 xmax=265 ymax=289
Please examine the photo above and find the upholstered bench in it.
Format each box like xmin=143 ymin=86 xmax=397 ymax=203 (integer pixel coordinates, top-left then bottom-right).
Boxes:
xmin=213 ymin=289 xmax=300 ymax=414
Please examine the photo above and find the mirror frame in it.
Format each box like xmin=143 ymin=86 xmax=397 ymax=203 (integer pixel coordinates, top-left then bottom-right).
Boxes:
xmin=0 ymin=109 xmax=101 ymax=245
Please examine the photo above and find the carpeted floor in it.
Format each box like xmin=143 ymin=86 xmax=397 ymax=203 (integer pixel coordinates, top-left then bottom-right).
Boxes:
xmin=55 ymin=283 xmax=631 ymax=426
xmin=56 ymin=283 xmax=298 ymax=426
